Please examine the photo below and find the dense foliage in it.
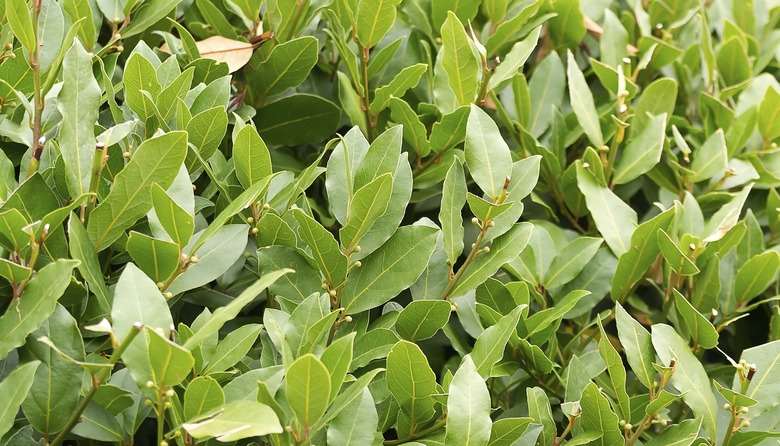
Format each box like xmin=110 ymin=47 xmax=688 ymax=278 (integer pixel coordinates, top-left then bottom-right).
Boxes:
xmin=1 ymin=0 xmax=780 ymax=444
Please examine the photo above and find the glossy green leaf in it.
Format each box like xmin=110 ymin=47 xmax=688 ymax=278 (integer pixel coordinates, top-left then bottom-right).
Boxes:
xmin=440 ymin=158 xmax=467 ymax=265
xmin=355 ymin=0 xmax=401 ymax=48
xmin=387 ymin=341 xmax=437 ymax=427
xmin=613 ymin=114 xmax=667 ymax=185
xmin=567 ymin=51 xmax=604 ymax=148
xmin=233 ymin=125 xmax=272 ymax=189
xmin=615 ymin=303 xmax=655 ymax=389
xmin=441 ymin=12 xmax=479 ymax=106
xmin=734 ymin=251 xmax=780 ymax=304
xmin=286 ymin=354 xmax=331 ymax=429
xmin=465 ymin=105 xmax=513 ymax=199
xmin=395 ymin=300 xmax=451 ymax=341
xmin=0 ymin=260 xmax=78 ymax=360
xmin=0 ymin=361 xmax=40 ymax=439
xmin=184 ymin=376 xmax=225 ymax=420
xmin=252 ymin=36 xmax=318 ymax=101
xmin=183 ymin=400 xmax=283 ymax=441
xmin=446 ymin=356 xmax=491 ymax=446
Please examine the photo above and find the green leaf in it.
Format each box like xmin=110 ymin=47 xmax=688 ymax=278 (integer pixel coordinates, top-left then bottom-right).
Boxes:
xmin=737 ymin=339 xmax=780 ymax=417
xmin=615 ymin=303 xmax=655 ymax=389
xmin=395 ymin=300 xmax=452 ymax=341
xmin=526 ymin=387 xmax=555 ymax=446
xmin=469 ymin=306 xmax=523 ymax=378
xmin=320 ymin=333 xmax=354 ymax=402
xmin=387 ymin=341 xmax=437 ymax=427
xmin=355 ymin=0 xmax=401 ymax=48
xmin=0 ymin=260 xmax=79 ymax=360
xmin=633 ymin=78 xmax=677 ymax=133
xmin=567 ymin=51 xmax=604 ymax=148
xmin=343 ymin=225 xmax=438 ymax=313
xmin=0 ymin=361 xmax=40 ymax=439
xmin=548 ymin=0 xmax=586 ymax=49
xmin=184 ymin=376 xmax=225 ymax=420
xmin=109 ymin=264 xmax=171 ymax=378
xmin=388 ymin=98 xmax=430 ymax=157
xmin=327 ymin=388 xmax=378 ymax=446
xmin=441 ymin=12 xmax=480 ymax=106
xmin=600 ymin=10 xmax=628 ymax=68
xmin=717 ymin=38 xmax=751 ymax=86
xmin=611 ymin=207 xmax=675 ymax=302
xmin=67 ymin=215 xmax=110 ymax=313
xmin=370 ymin=63 xmax=427 ymax=115
xmin=759 ymin=86 xmax=780 ymax=142
xmin=449 ymin=223 xmax=533 ymax=298
xmin=122 ymin=0 xmax=181 ymax=38
xmin=58 ymin=39 xmax=100 ymax=199
xmin=445 ymin=356 xmax=492 ymax=446
xmin=647 ymin=419 xmax=701 ymax=446
xmin=596 ymin=319 xmax=631 ymax=421
xmin=287 ymin=354 xmax=331 ymax=429
xmin=256 ymin=94 xmax=341 ymax=146
xmin=150 ymin=183 xmax=194 ymax=248
xmin=487 ymin=26 xmax=540 ymax=93
xmin=146 ymin=327 xmax=194 ymax=387
xmin=579 ymin=382 xmax=623 ymax=446
xmin=431 ymin=106 xmax=470 ymax=153
xmin=524 ymin=290 xmax=589 ymax=337
xmin=183 ymin=269 xmax=291 ymax=349
xmin=88 ymin=131 xmax=187 ymax=251
xmin=22 ymin=305 xmax=84 ymax=435
xmin=466 ymin=194 xmax=514 ymax=223
xmin=674 ymin=290 xmax=718 ymax=349
xmin=293 ymin=209 xmax=348 ymax=288
xmin=187 ymin=106 xmax=228 ymax=161
xmin=488 ymin=418 xmax=533 ymax=446
xmin=203 ymin=324 xmax=262 ymax=375
xmin=544 ymin=236 xmax=602 ymax=289
xmin=166 ymin=224 xmax=250 ymax=296
xmin=126 ymin=231 xmax=179 ymax=283
xmin=183 ymin=400 xmax=283 ymax=441
xmin=440 ymin=158 xmax=467 ymax=265
xmin=233 ymin=125 xmax=272 ymax=189
xmin=6 ymin=0 xmax=35 ymax=53
xmin=465 ymin=105 xmax=513 ymax=200
xmin=658 ymin=229 xmax=700 ymax=276
xmin=651 ymin=324 xmax=718 ymax=438
xmin=734 ymin=251 xmax=780 ymax=304
xmin=713 ymin=380 xmax=757 ymax=408
xmin=528 ymin=52 xmax=565 ymax=137
xmin=612 ymin=114 xmax=667 ymax=185
xmin=690 ymin=130 xmax=728 ymax=182
xmin=339 ymin=173 xmax=393 ymax=252
xmin=252 ymin=36 xmax=319 ymax=102
xmin=577 ymin=163 xmax=637 ymax=257
xmin=123 ymin=53 xmax=162 ymax=120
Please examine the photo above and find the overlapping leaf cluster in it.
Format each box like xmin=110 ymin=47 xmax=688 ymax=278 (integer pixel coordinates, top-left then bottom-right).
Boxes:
xmin=1 ymin=0 xmax=780 ymax=445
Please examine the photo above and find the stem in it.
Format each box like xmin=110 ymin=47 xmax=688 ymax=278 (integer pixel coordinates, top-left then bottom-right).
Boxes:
xmin=606 ymin=123 xmax=626 ymax=187
xmin=722 ymin=407 xmax=737 ymax=446
xmin=50 ymin=324 xmax=143 ymax=446
xmin=438 ymin=222 xmax=488 ymax=300
xmin=383 ymin=417 xmax=447 ymax=446
xmin=85 ymin=142 xmax=107 ymax=218
xmin=26 ymin=0 xmax=43 ymax=180
xmin=286 ymin=0 xmax=306 ymax=41
xmin=157 ymin=389 xmax=166 ymax=446
xmin=553 ymin=416 xmax=577 ymax=446
xmin=359 ymin=44 xmax=373 ymax=140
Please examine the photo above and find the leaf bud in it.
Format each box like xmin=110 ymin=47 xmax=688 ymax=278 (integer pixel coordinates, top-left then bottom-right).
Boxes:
xmin=263 ymin=203 xmax=271 ymax=210
xmin=488 ymin=221 xmax=495 ymax=227
xmin=164 ymin=401 xmax=172 ymax=408
xmin=157 ymin=282 xmax=165 ymax=290
xmin=471 ymin=217 xmax=480 ymax=225
xmin=285 ymin=426 xmax=294 ymax=433
xmin=251 ymin=227 xmax=259 ymax=235
xmin=329 ymin=289 xmax=337 ymax=297
xmin=146 ymin=381 xmax=155 ymax=389
xmin=122 ymin=151 xmax=131 ymax=159
xmin=8 ymin=52 xmax=15 ymax=59
xmin=163 ymin=292 xmax=173 ymax=299
xmin=345 ymin=315 xmax=353 ymax=323
xmin=482 ymin=246 xmax=490 ymax=253
xmin=246 ymin=217 xmax=254 ymax=224
xmin=166 ymin=388 xmax=175 ymax=398
xmin=144 ymin=399 xmax=153 ymax=406
xmin=624 ymin=423 xmax=632 ymax=431
xmin=741 ymin=420 xmax=750 ymax=428
xmin=724 ymin=403 xmax=732 ymax=411
xmin=353 ymin=245 xmax=361 ymax=252
xmin=189 ymin=255 xmax=198 ymax=263
xmin=160 ymin=441 xmax=168 ymax=446
xmin=353 ymin=260 xmax=362 ymax=268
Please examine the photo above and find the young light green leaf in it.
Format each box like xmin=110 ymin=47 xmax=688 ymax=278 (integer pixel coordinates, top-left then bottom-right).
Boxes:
xmin=440 ymin=158 xmax=467 ymax=265
xmin=652 ymin=324 xmax=718 ymax=438
xmin=441 ymin=12 xmax=480 ymax=106
xmin=286 ymin=354 xmax=331 ymax=429
xmin=184 ymin=376 xmax=225 ymax=420
xmin=150 ymin=183 xmax=194 ymax=248
xmin=6 ymin=0 xmax=35 ymax=53
xmin=327 ymin=388 xmax=378 ymax=446
xmin=387 ymin=341 xmax=438 ymax=427
xmin=183 ymin=400 xmax=283 ymax=441
xmin=526 ymin=387 xmax=555 ymax=446
xmin=597 ymin=319 xmax=631 ymax=421
xmin=234 ymin=125 xmax=272 ymax=189
xmin=126 ymin=231 xmax=179 ymax=283
xmin=567 ymin=51 xmax=604 ymax=148
xmin=339 ymin=173 xmax=393 ymax=252
xmin=146 ymin=327 xmax=194 ymax=386
xmin=577 ymin=163 xmax=637 ymax=257
xmin=355 ymin=0 xmax=402 ymax=48
xmin=579 ymin=382 xmax=623 ymax=446
xmin=68 ymin=215 xmax=111 ymax=313
xmin=690 ymin=130 xmax=728 ymax=182
xmin=615 ymin=303 xmax=655 ymax=389
xmin=465 ymin=105 xmax=514 ymax=200
xmin=203 ymin=324 xmax=262 ymax=375
xmin=446 ymin=356 xmax=492 ymax=446
xmin=469 ymin=306 xmax=523 ymax=378
xmin=293 ymin=209 xmax=348 ymax=288
xmin=658 ymin=229 xmax=700 ymax=276
xmin=487 ymin=26 xmax=541 ymax=93
xmin=395 ymin=300 xmax=452 ymax=342
xmin=58 ymin=40 xmax=100 ymax=199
